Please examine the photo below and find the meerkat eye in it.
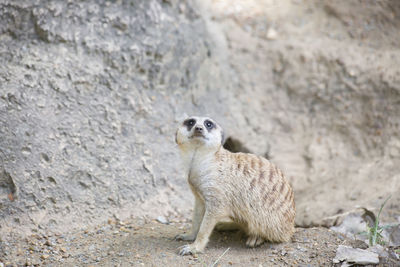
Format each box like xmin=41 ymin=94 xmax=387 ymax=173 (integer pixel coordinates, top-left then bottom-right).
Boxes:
xmin=183 ymin=118 xmax=196 ymax=129
xmin=204 ymin=120 xmax=214 ymax=129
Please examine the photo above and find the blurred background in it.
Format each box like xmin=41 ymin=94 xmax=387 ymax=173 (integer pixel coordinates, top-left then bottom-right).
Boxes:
xmin=1 ymin=0 xmax=399 ymax=245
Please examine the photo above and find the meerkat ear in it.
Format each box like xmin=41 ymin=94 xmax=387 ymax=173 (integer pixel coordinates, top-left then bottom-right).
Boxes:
xmin=175 ymin=130 xmax=178 ymax=144
xmin=176 ymin=113 xmax=189 ymax=124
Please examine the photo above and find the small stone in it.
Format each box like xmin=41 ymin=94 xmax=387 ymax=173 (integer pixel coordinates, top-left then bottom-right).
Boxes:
xmin=266 ymin=27 xmax=278 ymax=40
xmin=44 ymin=240 xmax=54 ymax=246
xmin=367 ymin=245 xmax=389 ymax=258
xmin=120 ymin=226 xmax=130 ymax=232
xmin=32 ymin=258 xmax=41 ymax=265
xmin=41 ymin=254 xmax=50 ymax=260
xmin=387 ymin=224 xmax=400 ymax=246
xmin=156 ymin=216 xmax=169 ymax=224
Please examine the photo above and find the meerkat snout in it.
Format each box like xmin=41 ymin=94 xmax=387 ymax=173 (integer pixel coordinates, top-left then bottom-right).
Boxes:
xmin=194 ymin=125 xmax=203 ymax=133
xmin=175 ymin=116 xmax=296 ymax=256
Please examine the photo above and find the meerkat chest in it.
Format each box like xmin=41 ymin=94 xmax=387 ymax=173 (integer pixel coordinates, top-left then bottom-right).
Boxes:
xmin=187 ymin=152 xmax=217 ymax=189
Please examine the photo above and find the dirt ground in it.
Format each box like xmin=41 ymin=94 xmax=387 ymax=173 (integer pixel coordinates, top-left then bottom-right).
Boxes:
xmin=0 ymin=217 xmax=397 ymax=267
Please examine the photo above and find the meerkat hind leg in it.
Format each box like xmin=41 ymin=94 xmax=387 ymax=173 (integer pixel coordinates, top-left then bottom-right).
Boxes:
xmin=246 ymin=235 xmax=265 ymax=248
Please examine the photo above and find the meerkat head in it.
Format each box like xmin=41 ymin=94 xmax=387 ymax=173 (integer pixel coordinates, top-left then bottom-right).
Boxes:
xmin=176 ymin=116 xmax=224 ymax=150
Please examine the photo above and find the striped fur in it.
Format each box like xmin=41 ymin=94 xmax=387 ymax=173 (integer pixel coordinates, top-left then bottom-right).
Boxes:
xmin=216 ymin=150 xmax=296 ymax=243
xmin=175 ymin=116 xmax=295 ymax=255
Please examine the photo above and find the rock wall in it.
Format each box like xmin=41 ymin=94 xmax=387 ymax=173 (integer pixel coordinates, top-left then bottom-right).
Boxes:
xmin=1 ymin=0 xmax=399 ymax=238
xmin=0 ymin=0 xmax=235 ymax=236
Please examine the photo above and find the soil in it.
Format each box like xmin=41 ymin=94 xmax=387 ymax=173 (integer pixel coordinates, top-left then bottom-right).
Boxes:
xmin=3 ymin=217 xmax=398 ymax=267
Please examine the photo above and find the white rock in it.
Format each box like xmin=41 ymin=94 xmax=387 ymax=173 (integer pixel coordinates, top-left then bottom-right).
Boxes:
xmin=330 ymin=212 xmax=368 ymax=243
xmin=266 ymin=27 xmax=278 ymax=40
xmin=367 ymin=244 xmax=388 ymax=258
xmin=156 ymin=216 xmax=169 ymax=224
xmin=333 ymin=245 xmax=379 ymax=265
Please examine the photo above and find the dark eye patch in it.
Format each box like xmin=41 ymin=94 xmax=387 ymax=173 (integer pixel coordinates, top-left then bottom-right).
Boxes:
xmin=204 ymin=120 xmax=214 ymax=131
xmin=183 ymin=118 xmax=196 ymax=131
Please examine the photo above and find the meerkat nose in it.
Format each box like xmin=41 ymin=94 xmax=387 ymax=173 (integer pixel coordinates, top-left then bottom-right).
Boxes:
xmin=195 ymin=126 xmax=203 ymax=132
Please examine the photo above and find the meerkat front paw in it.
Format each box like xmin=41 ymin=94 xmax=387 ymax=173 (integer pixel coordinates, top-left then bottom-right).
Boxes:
xmin=175 ymin=233 xmax=196 ymax=241
xmin=178 ymin=244 xmax=200 ymax=256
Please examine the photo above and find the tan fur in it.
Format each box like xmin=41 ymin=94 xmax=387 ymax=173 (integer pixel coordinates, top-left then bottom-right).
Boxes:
xmin=175 ymin=116 xmax=295 ymax=255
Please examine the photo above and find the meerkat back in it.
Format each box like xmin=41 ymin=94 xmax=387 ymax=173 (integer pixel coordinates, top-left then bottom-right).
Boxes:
xmin=218 ymin=151 xmax=295 ymax=245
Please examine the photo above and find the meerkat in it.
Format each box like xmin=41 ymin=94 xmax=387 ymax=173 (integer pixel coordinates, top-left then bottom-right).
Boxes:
xmin=174 ymin=116 xmax=295 ymax=255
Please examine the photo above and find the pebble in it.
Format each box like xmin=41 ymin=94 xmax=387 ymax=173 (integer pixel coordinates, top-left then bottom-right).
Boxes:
xmin=266 ymin=27 xmax=278 ymax=40
xmin=367 ymin=245 xmax=389 ymax=258
xmin=120 ymin=226 xmax=130 ymax=232
xmin=44 ymin=240 xmax=54 ymax=246
xmin=156 ymin=216 xmax=169 ymax=224
xmin=41 ymin=254 xmax=50 ymax=260
xmin=297 ymin=246 xmax=307 ymax=252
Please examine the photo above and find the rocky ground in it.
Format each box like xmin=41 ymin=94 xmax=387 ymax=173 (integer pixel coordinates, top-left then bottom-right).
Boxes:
xmin=1 ymin=217 xmax=399 ymax=266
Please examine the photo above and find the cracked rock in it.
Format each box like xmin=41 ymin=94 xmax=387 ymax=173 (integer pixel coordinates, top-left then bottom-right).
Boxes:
xmin=333 ymin=245 xmax=379 ymax=265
